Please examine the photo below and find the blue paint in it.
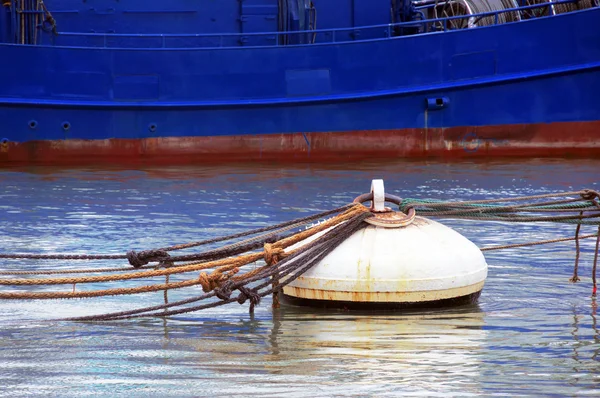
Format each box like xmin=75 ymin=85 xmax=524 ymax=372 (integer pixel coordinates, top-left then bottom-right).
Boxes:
xmin=451 ymin=51 xmax=496 ymax=80
xmin=285 ymin=69 xmax=331 ymax=96
xmin=0 ymin=1 xmax=599 ymax=145
xmin=113 ymin=75 xmax=160 ymax=100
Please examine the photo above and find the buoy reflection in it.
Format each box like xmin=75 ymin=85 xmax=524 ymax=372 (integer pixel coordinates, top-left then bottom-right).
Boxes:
xmin=167 ymin=303 xmax=486 ymax=394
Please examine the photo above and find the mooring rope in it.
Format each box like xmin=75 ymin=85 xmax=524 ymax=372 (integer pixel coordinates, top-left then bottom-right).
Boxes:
xmin=480 ymin=233 xmax=599 ymax=251
xmin=0 ymin=203 xmax=372 ymax=322
xmin=1 ymin=188 xmax=600 ymax=321
xmin=0 ymin=221 xmax=304 ymax=276
xmin=58 ymin=210 xmax=373 ymax=322
xmin=0 ymin=204 xmax=367 ymax=287
xmin=0 ymin=204 xmax=355 ymax=263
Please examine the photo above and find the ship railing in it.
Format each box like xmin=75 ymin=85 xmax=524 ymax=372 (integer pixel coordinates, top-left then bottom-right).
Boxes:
xmin=44 ymin=0 xmax=584 ymax=49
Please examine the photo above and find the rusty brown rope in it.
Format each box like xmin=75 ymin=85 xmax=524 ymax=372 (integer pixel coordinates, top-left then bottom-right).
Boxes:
xmin=0 ymin=204 xmax=365 ymax=287
xmin=0 ymin=203 xmax=355 ymax=266
xmin=0 ymin=274 xmax=209 ymax=300
xmin=59 ymin=210 xmax=373 ymax=322
xmin=4 ymin=188 xmax=600 ymax=321
xmin=0 ymin=225 xmax=298 ymax=276
xmin=0 ymin=222 xmax=301 ymax=276
xmin=264 ymin=242 xmax=283 ymax=309
xmin=0 ymin=204 xmax=370 ymax=314
xmin=0 ymin=253 xmax=263 ymax=286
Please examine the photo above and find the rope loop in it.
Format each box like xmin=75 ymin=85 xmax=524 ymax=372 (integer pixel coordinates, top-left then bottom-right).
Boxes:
xmin=127 ymin=249 xmax=170 ymax=268
xmin=581 ymin=189 xmax=600 ymax=203
xmin=215 ymin=280 xmax=234 ymax=301
xmin=158 ymin=253 xmax=173 ymax=268
xmin=198 ymin=272 xmax=213 ymax=292
xmin=263 ymin=243 xmax=284 ymax=266
xmin=126 ymin=251 xmax=145 ymax=268
xmin=236 ymin=286 xmax=261 ymax=306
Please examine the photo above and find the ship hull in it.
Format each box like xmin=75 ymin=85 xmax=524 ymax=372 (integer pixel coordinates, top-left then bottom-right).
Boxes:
xmin=1 ymin=8 xmax=599 ymax=165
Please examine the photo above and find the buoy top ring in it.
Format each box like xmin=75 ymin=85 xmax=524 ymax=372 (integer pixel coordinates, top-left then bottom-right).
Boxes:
xmin=371 ymin=179 xmax=387 ymax=212
xmin=353 ymin=179 xmax=416 ymax=228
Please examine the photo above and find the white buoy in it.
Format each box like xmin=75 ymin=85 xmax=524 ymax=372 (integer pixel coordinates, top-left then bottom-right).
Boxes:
xmin=282 ymin=180 xmax=488 ymax=308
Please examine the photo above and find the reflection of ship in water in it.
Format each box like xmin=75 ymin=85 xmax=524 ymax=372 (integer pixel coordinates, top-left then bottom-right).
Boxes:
xmin=166 ymin=304 xmax=487 ymax=394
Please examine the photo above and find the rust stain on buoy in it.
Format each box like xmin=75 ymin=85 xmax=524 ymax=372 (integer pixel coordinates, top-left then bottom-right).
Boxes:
xmin=283 ymin=281 xmax=485 ymax=304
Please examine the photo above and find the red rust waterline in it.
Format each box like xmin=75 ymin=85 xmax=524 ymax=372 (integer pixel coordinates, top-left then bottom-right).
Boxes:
xmin=1 ymin=121 xmax=599 ymax=166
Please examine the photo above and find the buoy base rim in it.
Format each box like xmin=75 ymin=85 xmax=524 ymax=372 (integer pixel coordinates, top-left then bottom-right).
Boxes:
xmin=283 ymin=280 xmax=485 ymax=303
xmin=282 ymin=289 xmax=482 ymax=311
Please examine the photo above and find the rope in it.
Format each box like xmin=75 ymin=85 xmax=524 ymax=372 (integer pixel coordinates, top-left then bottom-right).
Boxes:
xmin=0 ymin=204 xmax=365 ymax=287
xmin=0 ymin=253 xmax=263 ymax=286
xmin=399 ymin=190 xmax=600 ymax=225
xmin=2 ymin=188 xmax=600 ymax=321
xmin=480 ymin=233 xmax=599 ymax=251
xmin=402 ymin=190 xmax=599 ymax=206
xmin=0 ymin=204 xmax=370 ymax=307
xmin=0 ymin=274 xmax=209 ymax=300
xmin=0 ymin=204 xmax=354 ymax=264
xmin=0 ymin=213 xmax=322 ymax=276
xmin=264 ymin=242 xmax=283 ymax=309
xmin=61 ymin=211 xmax=372 ymax=322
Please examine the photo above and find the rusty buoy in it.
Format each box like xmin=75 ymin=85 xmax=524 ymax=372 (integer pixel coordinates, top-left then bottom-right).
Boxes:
xmin=282 ymin=179 xmax=488 ymax=309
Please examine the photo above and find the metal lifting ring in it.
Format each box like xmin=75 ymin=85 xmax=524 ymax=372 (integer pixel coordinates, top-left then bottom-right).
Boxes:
xmin=353 ymin=192 xmax=403 ymax=208
xmin=353 ymin=179 xmax=416 ymax=228
xmin=353 ymin=179 xmax=403 ymax=212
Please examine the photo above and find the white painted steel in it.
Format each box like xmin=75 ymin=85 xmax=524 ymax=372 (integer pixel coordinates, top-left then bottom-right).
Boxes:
xmin=371 ymin=179 xmax=386 ymax=212
xmin=283 ymin=216 xmax=488 ymax=303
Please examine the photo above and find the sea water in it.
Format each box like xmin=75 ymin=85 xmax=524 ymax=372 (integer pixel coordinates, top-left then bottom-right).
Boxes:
xmin=0 ymin=158 xmax=599 ymax=397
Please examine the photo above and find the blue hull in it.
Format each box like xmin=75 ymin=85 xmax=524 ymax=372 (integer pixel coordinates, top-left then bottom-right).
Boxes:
xmin=0 ymin=3 xmax=599 ymax=164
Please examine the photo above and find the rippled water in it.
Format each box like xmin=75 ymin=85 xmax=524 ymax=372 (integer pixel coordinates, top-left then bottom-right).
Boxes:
xmin=0 ymin=159 xmax=599 ymax=397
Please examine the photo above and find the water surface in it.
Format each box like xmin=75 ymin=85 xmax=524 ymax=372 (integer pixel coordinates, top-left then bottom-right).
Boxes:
xmin=0 ymin=159 xmax=599 ymax=397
